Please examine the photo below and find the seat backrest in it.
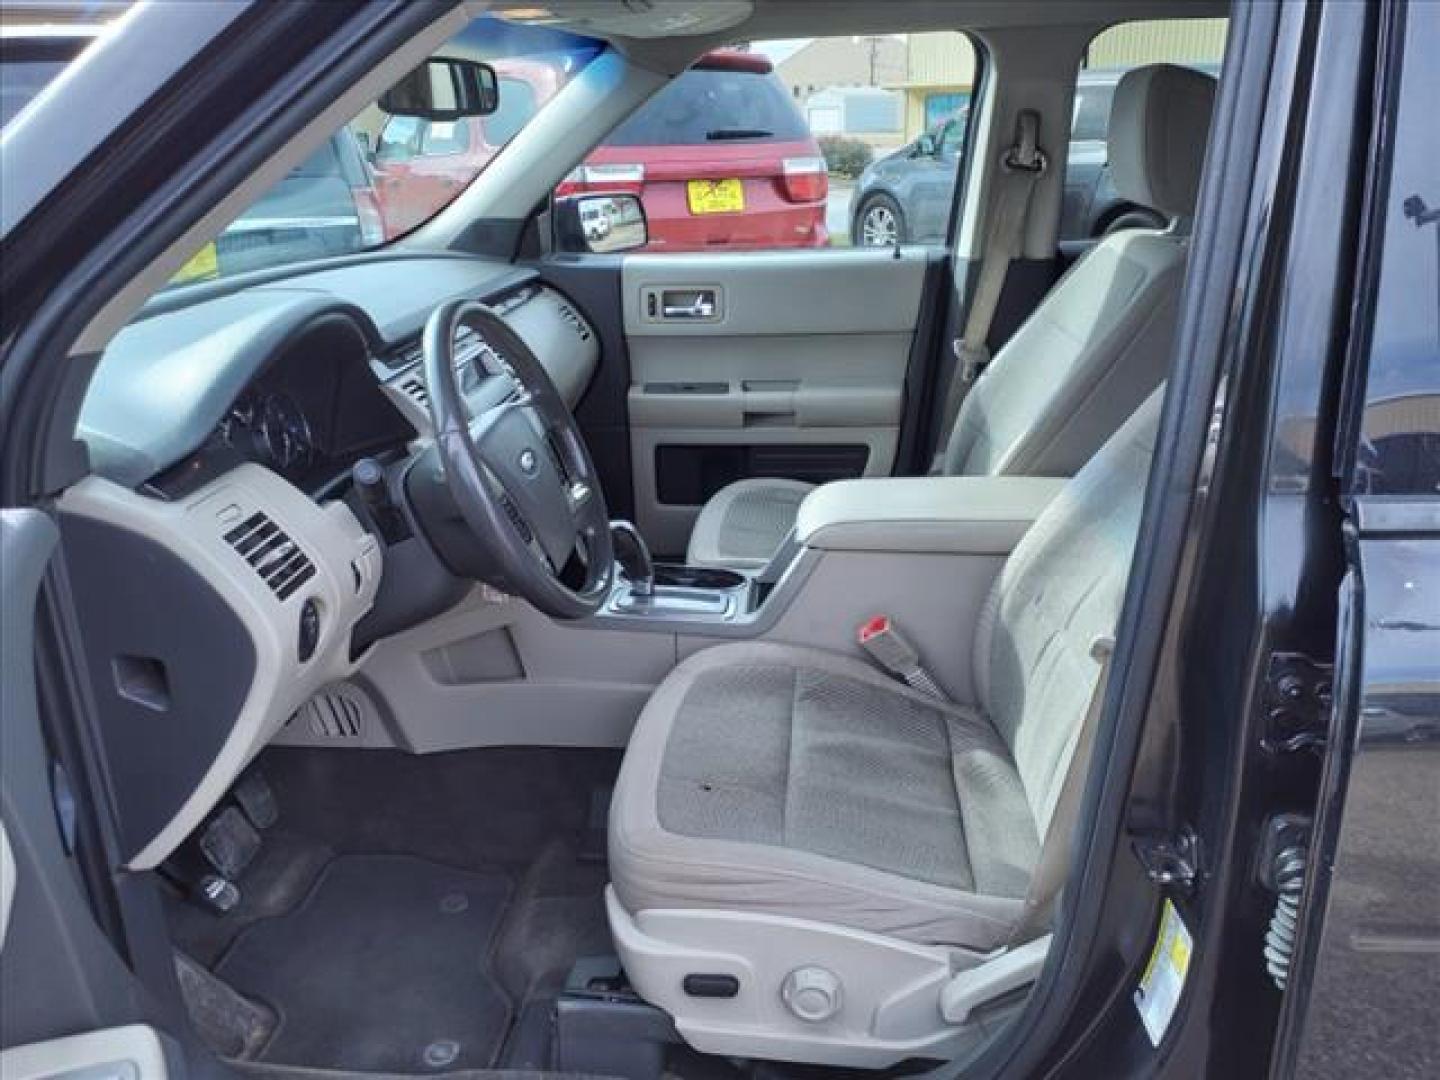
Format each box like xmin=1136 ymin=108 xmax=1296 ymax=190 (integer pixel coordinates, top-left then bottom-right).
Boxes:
xmin=941 ymin=63 xmax=1215 ymax=479
xmin=971 ymin=388 xmax=1162 ymax=835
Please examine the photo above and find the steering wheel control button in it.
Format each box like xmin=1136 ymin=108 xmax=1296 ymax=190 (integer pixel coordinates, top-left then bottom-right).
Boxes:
xmin=297 ymin=598 xmax=321 ymax=662
xmin=781 ymin=967 xmax=842 ymax=1022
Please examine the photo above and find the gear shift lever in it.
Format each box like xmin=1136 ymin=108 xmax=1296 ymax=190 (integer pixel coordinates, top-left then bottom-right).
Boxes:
xmin=610 ymin=521 xmax=654 ymax=598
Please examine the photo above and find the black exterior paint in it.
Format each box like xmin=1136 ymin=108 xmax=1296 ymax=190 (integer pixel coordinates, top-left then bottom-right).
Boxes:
xmin=963 ymin=2 xmax=1384 ymax=1076
xmin=1286 ymin=3 xmax=1440 ymax=1074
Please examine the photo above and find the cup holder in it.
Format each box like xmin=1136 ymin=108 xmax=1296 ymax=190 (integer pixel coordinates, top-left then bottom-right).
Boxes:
xmin=652 ymin=563 xmax=747 ymax=591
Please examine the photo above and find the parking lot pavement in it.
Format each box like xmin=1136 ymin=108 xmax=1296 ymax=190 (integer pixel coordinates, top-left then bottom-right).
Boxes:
xmin=827 ymin=181 xmax=854 ymax=242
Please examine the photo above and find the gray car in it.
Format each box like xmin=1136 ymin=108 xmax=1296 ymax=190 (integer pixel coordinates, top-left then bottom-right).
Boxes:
xmin=851 ymin=68 xmax=1180 ymax=246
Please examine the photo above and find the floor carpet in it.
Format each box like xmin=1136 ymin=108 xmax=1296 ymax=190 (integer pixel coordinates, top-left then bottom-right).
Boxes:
xmin=215 ymin=853 xmax=513 ymax=1074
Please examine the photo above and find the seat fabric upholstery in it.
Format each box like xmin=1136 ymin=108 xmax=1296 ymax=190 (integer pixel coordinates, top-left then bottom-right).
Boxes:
xmin=685 ymin=477 xmax=813 ymax=571
xmin=685 ymin=63 xmax=1213 ymax=573
xmin=612 ymin=392 xmax=1163 ymax=950
xmin=611 ymin=643 xmax=1037 ymax=949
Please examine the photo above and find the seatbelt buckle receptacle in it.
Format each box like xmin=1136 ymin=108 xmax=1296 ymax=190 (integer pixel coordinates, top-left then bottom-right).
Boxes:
xmin=858 ymin=616 xmax=946 ymax=699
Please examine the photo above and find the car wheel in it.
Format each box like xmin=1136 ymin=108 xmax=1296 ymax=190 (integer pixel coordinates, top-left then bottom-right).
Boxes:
xmin=856 ymin=195 xmax=906 ymax=247
xmin=1099 ymin=207 xmax=1167 ymax=236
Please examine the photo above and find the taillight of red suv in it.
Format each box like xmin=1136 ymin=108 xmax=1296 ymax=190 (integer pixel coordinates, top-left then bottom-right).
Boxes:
xmin=780 ymin=156 xmax=828 ymax=203
xmin=556 ymin=162 xmax=646 ymax=197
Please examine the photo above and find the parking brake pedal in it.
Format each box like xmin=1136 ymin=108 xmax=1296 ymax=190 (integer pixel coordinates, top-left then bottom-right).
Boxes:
xmin=196 ymin=874 xmax=241 ymax=915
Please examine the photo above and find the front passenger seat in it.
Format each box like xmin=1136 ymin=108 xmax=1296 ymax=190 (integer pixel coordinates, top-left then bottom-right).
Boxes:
xmin=686 ymin=63 xmax=1215 ymax=572
xmin=607 ymin=390 xmax=1165 ymax=1066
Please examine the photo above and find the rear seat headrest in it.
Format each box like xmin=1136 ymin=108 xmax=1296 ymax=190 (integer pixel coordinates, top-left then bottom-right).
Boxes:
xmin=1108 ymin=63 xmax=1217 ymax=220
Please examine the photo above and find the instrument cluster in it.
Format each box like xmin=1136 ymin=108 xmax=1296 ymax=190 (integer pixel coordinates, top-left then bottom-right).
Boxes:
xmin=218 ymin=390 xmax=316 ymax=474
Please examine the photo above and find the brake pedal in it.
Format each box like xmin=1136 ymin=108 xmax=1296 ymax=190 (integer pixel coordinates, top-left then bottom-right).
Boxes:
xmin=232 ymin=770 xmax=279 ymax=830
xmin=200 ymin=806 xmax=261 ymax=879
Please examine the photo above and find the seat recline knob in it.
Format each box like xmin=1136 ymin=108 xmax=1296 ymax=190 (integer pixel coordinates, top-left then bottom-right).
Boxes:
xmin=780 ymin=966 xmax=842 ymax=1022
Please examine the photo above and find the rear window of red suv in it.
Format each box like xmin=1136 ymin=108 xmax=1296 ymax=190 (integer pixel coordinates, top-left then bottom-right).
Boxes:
xmin=603 ymin=67 xmax=810 ymax=147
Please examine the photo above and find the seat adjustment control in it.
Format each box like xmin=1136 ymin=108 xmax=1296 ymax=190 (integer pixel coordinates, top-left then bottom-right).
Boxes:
xmin=683 ymin=973 xmax=739 ymax=998
xmin=781 ymin=966 xmax=842 ymax=1022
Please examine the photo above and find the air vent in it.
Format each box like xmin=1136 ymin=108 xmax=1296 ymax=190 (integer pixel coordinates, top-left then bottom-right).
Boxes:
xmin=289 ymin=687 xmax=365 ymax=740
xmin=223 ymin=510 xmax=315 ymax=600
xmin=555 ymin=301 xmax=593 ymax=342
xmin=399 ymin=375 xmax=429 ymax=408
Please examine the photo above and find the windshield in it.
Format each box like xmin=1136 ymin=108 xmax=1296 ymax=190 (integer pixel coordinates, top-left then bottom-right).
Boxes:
xmin=170 ymin=15 xmax=600 ymax=286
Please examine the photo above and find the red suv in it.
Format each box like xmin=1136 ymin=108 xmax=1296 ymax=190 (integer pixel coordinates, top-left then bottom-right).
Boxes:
xmin=371 ymin=50 xmax=828 ymax=250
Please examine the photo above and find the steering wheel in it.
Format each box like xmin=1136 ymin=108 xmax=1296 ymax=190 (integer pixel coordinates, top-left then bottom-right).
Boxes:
xmin=422 ymin=299 xmax=613 ymax=619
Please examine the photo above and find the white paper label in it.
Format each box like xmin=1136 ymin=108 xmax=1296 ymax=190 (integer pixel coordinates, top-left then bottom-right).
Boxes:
xmin=1134 ymin=898 xmax=1193 ymax=1047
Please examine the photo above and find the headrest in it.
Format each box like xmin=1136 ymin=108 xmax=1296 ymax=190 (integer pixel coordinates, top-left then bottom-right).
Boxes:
xmin=1108 ymin=64 xmax=1217 ymax=219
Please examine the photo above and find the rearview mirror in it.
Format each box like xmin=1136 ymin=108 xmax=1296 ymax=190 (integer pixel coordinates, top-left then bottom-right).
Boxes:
xmin=554 ymin=194 xmax=649 ymax=254
xmin=380 ymin=57 xmax=499 ymax=120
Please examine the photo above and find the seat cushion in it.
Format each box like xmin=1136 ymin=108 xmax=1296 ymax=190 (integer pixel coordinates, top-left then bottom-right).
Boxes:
xmin=686 ymin=478 xmax=814 ymax=571
xmin=610 ymin=642 xmax=1041 ymax=950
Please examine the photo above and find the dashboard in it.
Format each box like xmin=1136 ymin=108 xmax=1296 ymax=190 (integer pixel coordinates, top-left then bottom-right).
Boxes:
xmin=161 ymin=311 xmax=417 ymax=496
xmin=61 ymin=254 xmax=599 ymax=869
xmin=79 ymin=257 xmax=598 ymax=498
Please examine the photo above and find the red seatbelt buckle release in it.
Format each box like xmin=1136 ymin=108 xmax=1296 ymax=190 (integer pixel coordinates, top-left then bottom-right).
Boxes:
xmin=857 ymin=615 xmax=945 ymax=699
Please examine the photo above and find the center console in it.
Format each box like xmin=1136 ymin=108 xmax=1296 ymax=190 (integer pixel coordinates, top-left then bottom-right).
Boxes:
xmin=345 ymin=473 xmax=1071 ymax=756
xmin=607 ymin=563 xmax=755 ymax=619
xmin=598 ymin=475 xmax=1067 ymax=637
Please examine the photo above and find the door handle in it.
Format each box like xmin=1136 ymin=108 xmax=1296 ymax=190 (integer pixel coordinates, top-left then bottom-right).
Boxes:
xmin=659 ymin=289 xmax=718 ymax=320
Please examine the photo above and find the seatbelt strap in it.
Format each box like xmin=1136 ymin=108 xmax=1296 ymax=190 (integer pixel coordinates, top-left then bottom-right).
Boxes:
xmin=856 ymin=615 xmax=947 ymax=700
xmin=932 ymin=111 xmax=1047 ymax=472
xmin=1010 ymin=633 xmax=1114 ymax=945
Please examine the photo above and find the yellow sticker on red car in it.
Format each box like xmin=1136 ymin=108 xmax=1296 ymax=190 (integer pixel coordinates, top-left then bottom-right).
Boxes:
xmin=687 ymin=178 xmax=745 ymax=214
xmin=173 ymin=241 xmax=219 ymax=284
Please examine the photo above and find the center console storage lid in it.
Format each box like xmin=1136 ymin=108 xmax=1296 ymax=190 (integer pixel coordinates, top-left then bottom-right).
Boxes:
xmin=796 ymin=476 xmax=1068 ymax=555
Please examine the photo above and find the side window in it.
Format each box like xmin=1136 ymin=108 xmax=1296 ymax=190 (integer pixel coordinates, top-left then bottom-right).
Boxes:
xmin=1063 ymin=18 xmax=1227 ymax=241
xmin=557 ymin=33 xmax=979 ymax=253
xmin=1070 ymin=83 xmax=1115 ymax=143
xmin=938 ymin=116 xmax=967 ymax=160
xmin=1350 ymin=0 xmax=1440 ymax=497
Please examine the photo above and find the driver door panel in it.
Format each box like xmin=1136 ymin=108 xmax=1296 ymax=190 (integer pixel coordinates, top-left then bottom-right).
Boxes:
xmin=0 ymin=510 xmax=178 ymax=1074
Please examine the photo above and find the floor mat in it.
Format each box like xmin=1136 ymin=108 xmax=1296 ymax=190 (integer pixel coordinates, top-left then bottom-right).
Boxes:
xmin=216 ymin=853 xmax=513 ymax=1074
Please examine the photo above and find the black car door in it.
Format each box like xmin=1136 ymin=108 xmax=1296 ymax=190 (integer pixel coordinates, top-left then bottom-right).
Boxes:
xmin=0 ymin=510 xmax=190 ymax=1078
xmin=1280 ymin=3 xmax=1440 ymax=1075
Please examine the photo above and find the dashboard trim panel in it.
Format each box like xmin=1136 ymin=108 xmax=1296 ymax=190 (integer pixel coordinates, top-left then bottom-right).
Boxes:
xmin=57 ymin=463 xmax=381 ymax=869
